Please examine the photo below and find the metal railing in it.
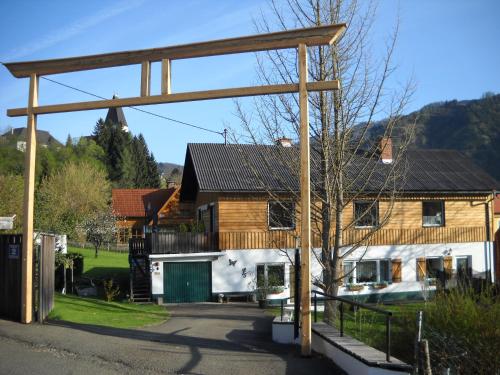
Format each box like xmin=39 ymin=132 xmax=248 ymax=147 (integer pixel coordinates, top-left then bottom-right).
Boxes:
xmin=312 ymin=290 xmax=393 ymax=362
xmin=278 ymin=292 xmax=393 ymax=362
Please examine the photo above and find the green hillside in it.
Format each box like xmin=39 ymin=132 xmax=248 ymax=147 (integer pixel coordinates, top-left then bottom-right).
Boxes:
xmin=374 ymin=93 xmax=500 ymax=182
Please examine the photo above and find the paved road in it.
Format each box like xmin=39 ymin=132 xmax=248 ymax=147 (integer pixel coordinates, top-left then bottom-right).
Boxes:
xmin=0 ymin=303 xmax=343 ymax=375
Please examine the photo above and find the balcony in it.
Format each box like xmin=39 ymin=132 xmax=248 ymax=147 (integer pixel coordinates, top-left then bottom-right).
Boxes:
xmin=129 ymin=226 xmax=487 ymax=256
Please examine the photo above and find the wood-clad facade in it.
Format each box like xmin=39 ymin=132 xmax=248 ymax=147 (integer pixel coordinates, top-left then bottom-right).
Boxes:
xmin=174 ymin=193 xmax=494 ymax=250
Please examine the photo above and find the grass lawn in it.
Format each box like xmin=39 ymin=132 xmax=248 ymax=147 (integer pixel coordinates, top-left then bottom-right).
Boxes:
xmin=68 ymin=246 xmax=129 ymax=284
xmin=49 ymin=293 xmax=169 ymax=329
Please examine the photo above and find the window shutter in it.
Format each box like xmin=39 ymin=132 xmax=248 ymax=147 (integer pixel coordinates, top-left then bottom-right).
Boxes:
xmin=443 ymin=256 xmax=453 ymax=279
xmin=391 ymin=258 xmax=402 ymax=282
xmin=417 ymin=257 xmax=426 ymax=281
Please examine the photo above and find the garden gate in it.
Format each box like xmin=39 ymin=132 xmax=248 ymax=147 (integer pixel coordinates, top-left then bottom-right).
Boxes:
xmin=0 ymin=234 xmax=55 ymax=322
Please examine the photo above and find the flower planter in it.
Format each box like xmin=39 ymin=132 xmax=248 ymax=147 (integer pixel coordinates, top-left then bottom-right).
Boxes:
xmin=372 ymin=283 xmax=388 ymax=290
xmin=347 ymin=284 xmax=365 ymax=292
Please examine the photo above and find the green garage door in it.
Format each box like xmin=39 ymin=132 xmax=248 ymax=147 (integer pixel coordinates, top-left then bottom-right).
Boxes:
xmin=164 ymin=262 xmax=212 ymax=303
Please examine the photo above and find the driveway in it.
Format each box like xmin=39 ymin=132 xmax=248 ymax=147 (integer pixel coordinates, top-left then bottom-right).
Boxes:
xmin=0 ymin=303 xmax=343 ymax=375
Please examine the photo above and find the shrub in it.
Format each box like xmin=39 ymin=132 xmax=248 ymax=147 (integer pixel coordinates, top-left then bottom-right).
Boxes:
xmin=389 ymin=286 xmax=500 ymax=374
xmin=103 ymin=278 xmax=120 ymax=302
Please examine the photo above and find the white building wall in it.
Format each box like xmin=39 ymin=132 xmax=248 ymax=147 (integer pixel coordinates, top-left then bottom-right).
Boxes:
xmin=150 ymin=242 xmax=494 ymax=299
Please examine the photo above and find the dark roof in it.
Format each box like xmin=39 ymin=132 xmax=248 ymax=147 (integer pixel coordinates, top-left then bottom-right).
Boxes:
xmin=1 ymin=127 xmax=62 ymax=146
xmin=105 ymin=96 xmax=128 ymax=128
xmin=180 ymin=143 xmax=498 ymax=198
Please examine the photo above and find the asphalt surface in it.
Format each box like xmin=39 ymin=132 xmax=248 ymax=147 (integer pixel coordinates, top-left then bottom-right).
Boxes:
xmin=0 ymin=303 xmax=343 ymax=375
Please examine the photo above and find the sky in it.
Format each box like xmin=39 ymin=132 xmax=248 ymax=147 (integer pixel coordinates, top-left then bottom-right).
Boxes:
xmin=0 ymin=0 xmax=499 ymax=165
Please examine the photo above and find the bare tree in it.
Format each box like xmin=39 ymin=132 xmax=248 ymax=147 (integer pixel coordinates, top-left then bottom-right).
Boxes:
xmin=233 ymin=0 xmax=415 ymax=322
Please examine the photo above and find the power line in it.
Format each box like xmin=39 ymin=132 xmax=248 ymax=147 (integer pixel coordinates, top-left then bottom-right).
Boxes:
xmin=40 ymin=76 xmax=225 ymax=138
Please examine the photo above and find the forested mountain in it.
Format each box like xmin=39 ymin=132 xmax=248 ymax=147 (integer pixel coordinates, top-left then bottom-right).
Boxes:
xmin=370 ymin=93 xmax=500 ymax=181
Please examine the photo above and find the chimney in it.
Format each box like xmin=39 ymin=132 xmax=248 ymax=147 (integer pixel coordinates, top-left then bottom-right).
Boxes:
xmin=379 ymin=137 xmax=393 ymax=164
xmin=275 ymin=137 xmax=293 ymax=147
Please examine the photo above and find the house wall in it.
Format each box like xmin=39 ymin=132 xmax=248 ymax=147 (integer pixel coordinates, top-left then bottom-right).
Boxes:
xmin=150 ymin=241 xmax=494 ymax=300
xmin=215 ymin=195 xmax=490 ymax=232
xmin=208 ymin=241 xmax=494 ymax=298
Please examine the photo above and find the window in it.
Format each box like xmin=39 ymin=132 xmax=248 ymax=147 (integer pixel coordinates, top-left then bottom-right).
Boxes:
xmin=343 ymin=259 xmax=390 ymax=284
xmin=118 ymin=228 xmax=130 ymax=243
xmin=425 ymin=257 xmax=443 ymax=279
xmin=456 ymin=256 xmax=472 ymax=280
xmin=268 ymin=201 xmax=295 ymax=229
xmin=256 ymin=263 xmax=285 ymax=288
xmin=422 ymin=201 xmax=445 ymax=227
xmin=354 ymin=201 xmax=379 ymax=228
xmin=357 ymin=261 xmax=377 ymax=282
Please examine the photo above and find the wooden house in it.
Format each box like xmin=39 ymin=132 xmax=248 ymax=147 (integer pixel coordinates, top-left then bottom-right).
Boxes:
xmin=138 ymin=141 xmax=498 ymax=304
xmin=112 ymin=188 xmax=175 ymax=243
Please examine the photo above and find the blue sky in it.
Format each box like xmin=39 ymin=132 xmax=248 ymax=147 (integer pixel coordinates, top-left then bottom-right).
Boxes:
xmin=1 ymin=0 xmax=499 ymax=164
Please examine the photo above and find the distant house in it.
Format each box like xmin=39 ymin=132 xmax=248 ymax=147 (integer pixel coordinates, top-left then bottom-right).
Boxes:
xmin=0 ymin=127 xmax=62 ymax=152
xmin=112 ymin=188 xmax=176 ymax=243
xmin=132 ymin=140 xmax=498 ymax=304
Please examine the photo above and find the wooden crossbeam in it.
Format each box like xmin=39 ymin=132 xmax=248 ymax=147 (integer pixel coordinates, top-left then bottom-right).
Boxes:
xmin=7 ymin=80 xmax=340 ymax=117
xmin=2 ymin=24 xmax=346 ymax=78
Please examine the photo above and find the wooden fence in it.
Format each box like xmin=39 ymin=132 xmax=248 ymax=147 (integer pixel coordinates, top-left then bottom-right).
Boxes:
xmin=0 ymin=234 xmax=22 ymax=321
xmin=0 ymin=234 xmax=55 ymax=323
xmin=35 ymin=235 xmax=55 ymax=322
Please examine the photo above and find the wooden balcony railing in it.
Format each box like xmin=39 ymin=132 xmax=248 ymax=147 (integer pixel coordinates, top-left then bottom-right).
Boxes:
xmin=129 ymin=226 xmax=487 ymax=255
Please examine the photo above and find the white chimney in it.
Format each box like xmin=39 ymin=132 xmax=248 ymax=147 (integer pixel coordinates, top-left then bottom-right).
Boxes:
xmin=275 ymin=137 xmax=293 ymax=147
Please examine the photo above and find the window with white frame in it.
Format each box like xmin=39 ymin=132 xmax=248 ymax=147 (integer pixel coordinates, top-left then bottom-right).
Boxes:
xmin=343 ymin=259 xmax=390 ymax=284
xmin=256 ymin=263 xmax=285 ymax=288
xmin=422 ymin=201 xmax=445 ymax=227
xmin=268 ymin=201 xmax=295 ymax=230
xmin=354 ymin=201 xmax=379 ymax=228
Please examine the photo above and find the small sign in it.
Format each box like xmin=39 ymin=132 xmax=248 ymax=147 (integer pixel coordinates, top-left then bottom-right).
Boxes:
xmin=8 ymin=244 xmax=20 ymax=259
xmin=0 ymin=215 xmax=15 ymax=230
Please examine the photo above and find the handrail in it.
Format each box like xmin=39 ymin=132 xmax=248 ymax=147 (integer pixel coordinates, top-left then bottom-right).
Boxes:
xmin=277 ymin=292 xmax=392 ymax=362
xmin=312 ymin=290 xmax=393 ymax=362
xmin=313 ymin=290 xmax=393 ymax=316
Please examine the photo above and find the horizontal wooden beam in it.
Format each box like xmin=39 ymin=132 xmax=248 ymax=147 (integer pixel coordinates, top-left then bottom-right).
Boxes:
xmin=7 ymin=80 xmax=340 ymax=117
xmin=2 ymin=24 xmax=346 ymax=78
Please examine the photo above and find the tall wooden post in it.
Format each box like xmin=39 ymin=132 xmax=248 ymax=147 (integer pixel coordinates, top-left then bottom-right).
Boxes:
xmin=298 ymin=43 xmax=311 ymax=356
xmin=21 ymin=73 xmax=38 ymax=323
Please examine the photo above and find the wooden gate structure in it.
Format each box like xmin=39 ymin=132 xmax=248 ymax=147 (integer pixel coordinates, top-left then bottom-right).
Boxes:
xmin=34 ymin=235 xmax=55 ymax=322
xmin=0 ymin=234 xmax=54 ymax=322
xmin=3 ymin=24 xmax=346 ymax=355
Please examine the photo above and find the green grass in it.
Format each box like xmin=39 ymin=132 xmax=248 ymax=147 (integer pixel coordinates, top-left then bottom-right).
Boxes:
xmin=49 ymin=293 xmax=169 ymax=329
xmin=68 ymin=246 xmax=129 ymax=282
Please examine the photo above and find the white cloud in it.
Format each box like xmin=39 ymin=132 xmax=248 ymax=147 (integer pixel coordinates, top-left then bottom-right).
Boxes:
xmin=0 ymin=0 xmax=146 ymax=61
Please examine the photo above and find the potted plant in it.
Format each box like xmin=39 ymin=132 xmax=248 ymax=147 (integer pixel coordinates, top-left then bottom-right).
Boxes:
xmin=347 ymin=283 xmax=365 ymax=292
xmin=255 ymin=273 xmax=284 ymax=308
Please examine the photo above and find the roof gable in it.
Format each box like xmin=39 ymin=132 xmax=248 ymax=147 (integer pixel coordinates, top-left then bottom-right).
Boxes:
xmin=112 ymin=188 xmax=175 ymax=218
